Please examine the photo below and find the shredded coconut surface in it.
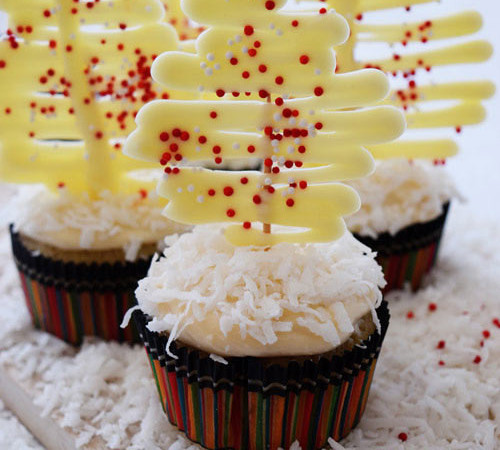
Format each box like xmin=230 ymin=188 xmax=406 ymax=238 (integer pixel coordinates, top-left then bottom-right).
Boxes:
xmin=135 ymin=225 xmax=384 ymax=357
xmin=346 ymin=159 xmax=458 ymax=237
xmin=10 ymin=186 xmax=188 ymax=256
xmin=0 ymin=199 xmax=499 ymax=449
xmin=0 ymin=181 xmax=500 ymax=448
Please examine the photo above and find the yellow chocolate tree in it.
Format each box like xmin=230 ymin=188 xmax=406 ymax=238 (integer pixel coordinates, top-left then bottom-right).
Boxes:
xmin=125 ymin=0 xmax=405 ymax=246
xmin=0 ymin=0 xmax=180 ymax=197
xmin=301 ymin=0 xmax=495 ymax=160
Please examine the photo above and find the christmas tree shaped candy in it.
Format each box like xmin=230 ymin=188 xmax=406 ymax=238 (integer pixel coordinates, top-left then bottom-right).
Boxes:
xmin=0 ymin=0 xmax=180 ymax=195
xmin=125 ymin=0 xmax=406 ymax=246
xmin=313 ymin=0 xmax=495 ymax=159
xmin=0 ymin=0 xmax=190 ymax=345
xmin=126 ymin=3 xmax=403 ymax=447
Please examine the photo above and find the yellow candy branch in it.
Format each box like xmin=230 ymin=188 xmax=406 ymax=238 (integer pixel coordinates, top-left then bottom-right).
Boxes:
xmin=298 ymin=0 xmax=494 ymax=161
xmin=0 ymin=0 xmax=181 ymax=196
xmin=125 ymin=0 xmax=405 ymax=246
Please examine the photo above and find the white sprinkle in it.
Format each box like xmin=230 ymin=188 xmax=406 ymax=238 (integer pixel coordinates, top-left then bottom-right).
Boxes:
xmin=269 ymin=23 xmax=275 ymax=30
xmin=232 ymin=143 xmax=240 ymax=150
xmin=194 ymin=126 xmax=200 ymax=133
xmin=309 ymin=110 xmax=315 ymax=115
xmin=276 ymin=29 xmax=283 ymax=36
xmin=279 ymin=156 xmax=285 ymax=164
xmin=228 ymin=39 xmax=234 ymax=46
xmin=288 ymin=178 xmax=295 ymax=184
xmin=288 ymin=187 xmax=295 ymax=195
xmin=198 ymin=86 xmax=205 ymax=92
xmin=287 ymin=146 xmax=295 ymax=154
xmin=187 ymin=184 xmax=194 ymax=192
xmin=196 ymin=146 xmax=201 ymax=152
xmin=271 ymin=140 xmax=279 ymax=147
xmin=207 ymin=53 xmax=215 ymax=61
xmin=242 ymin=46 xmax=248 ymax=54
xmin=177 ymin=187 xmax=183 ymax=193
xmin=315 ymin=68 xmax=321 ymax=75
xmin=205 ymin=68 xmax=213 ymax=76
xmin=299 ymin=119 xmax=307 ymax=127
xmin=289 ymin=118 xmax=296 ymax=125
xmin=235 ymin=35 xmax=242 ymax=43
xmin=214 ymin=63 xmax=221 ymax=70
xmin=200 ymin=62 xmax=207 ymax=69
xmin=225 ymin=51 xmax=234 ymax=60
xmin=294 ymin=138 xmax=301 ymax=145
xmin=265 ymin=178 xmax=272 ymax=185
xmin=273 ymin=113 xmax=282 ymax=121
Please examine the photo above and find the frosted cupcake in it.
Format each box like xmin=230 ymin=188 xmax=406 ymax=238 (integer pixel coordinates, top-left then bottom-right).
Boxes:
xmin=131 ymin=226 xmax=389 ymax=448
xmin=121 ymin=0 xmax=405 ymax=446
xmin=347 ymin=159 xmax=456 ymax=293
xmin=0 ymin=1 xmax=191 ymax=343
xmin=10 ymin=186 xmax=187 ymax=344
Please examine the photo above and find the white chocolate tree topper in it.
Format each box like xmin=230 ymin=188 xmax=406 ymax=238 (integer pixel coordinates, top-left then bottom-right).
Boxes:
xmin=0 ymin=0 xmax=183 ymax=197
xmin=125 ymin=0 xmax=406 ymax=246
xmin=305 ymin=0 xmax=495 ymax=162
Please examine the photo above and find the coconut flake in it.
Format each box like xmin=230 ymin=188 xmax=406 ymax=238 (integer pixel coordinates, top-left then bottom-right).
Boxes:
xmin=135 ymin=226 xmax=384 ymax=353
xmin=209 ymin=354 xmax=228 ymax=365
xmin=10 ymin=186 xmax=187 ymax=253
xmin=346 ymin=159 xmax=458 ymax=237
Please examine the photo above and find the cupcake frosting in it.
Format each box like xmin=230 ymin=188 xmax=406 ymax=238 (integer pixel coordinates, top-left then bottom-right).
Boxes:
xmin=346 ymin=159 xmax=457 ymax=238
xmin=11 ymin=186 xmax=187 ymax=260
xmin=133 ymin=226 xmax=385 ymax=357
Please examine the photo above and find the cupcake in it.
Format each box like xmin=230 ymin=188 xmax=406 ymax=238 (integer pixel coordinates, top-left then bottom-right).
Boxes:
xmin=347 ymin=159 xmax=456 ymax=293
xmin=130 ymin=226 xmax=389 ymax=449
xmin=122 ymin=0 xmax=404 ymax=446
xmin=10 ymin=187 xmax=187 ymax=345
xmin=0 ymin=1 xmax=190 ymax=343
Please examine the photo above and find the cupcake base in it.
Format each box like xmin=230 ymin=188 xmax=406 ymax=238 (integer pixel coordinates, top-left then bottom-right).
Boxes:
xmin=9 ymin=225 xmax=151 ymax=345
xmin=355 ymin=203 xmax=450 ymax=294
xmin=134 ymin=301 xmax=390 ymax=450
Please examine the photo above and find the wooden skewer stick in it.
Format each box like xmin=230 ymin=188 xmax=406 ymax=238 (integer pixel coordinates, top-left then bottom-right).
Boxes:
xmin=263 ymin=95 xmax=272 ymax=235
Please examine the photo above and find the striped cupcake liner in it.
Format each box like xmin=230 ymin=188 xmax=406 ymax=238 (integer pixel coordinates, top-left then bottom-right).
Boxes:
xmin=134 ymin=301 xmax=390 ymax=450
xmin=355 ymin=203 xmax=450 ymax=293
xmin=9 ymin=225 xmax=150 ymax=345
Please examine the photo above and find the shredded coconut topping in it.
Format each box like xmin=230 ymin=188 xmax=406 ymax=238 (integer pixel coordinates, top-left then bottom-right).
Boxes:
xmin=347 ymin=159 xmax=457 ymax=237
xmin=10 ymin=186 xmax=188 ymax=258
xmin=135 ymin=226 xmax=385 ymax=356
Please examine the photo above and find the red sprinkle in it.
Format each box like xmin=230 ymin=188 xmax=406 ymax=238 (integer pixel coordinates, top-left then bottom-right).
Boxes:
xmin=473 ymin=355 xmax=482 ymax=364
xmin=436 ymin=340 xmax=445 ymax=350
xmin=223 ymin=186 xmax=234 ymax=196
xmin=406 ymin=311 xmax=415 ymax=319
xmin=398 ymin=433 xmax=408 ymax=442
xmin=226 ymin=208 xmax=236 ymax=218
xmin=428 ymin=303 xmax=437 ymax=312
xmin=482 ymin=330 xmax=490 ymax=339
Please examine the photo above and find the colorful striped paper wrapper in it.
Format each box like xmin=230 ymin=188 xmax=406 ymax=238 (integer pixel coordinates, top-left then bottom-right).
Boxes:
xmin=9 ymin=225 xmax=150 ymax=345
xmin=355 ymin=202 xmax=450 ymax=294
xmin=134 ymin=301 xmax=390 ymax=450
